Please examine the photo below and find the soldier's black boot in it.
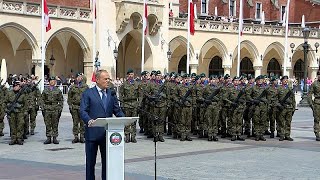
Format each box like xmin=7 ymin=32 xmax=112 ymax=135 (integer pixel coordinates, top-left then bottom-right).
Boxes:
xmin=0 ymin=131 xmax=4 ymax=136
xmin=17 ymin=139 xmax=23 ymax=145
xmin=186 ymin=134 xmax=192 ymax=141
xmin=270 ymin=132 xmax=275 ymax=138
xmin=279 ymin=136 xmax=284 ymax=141
xmin=131 ymin=135 xmax=137 ymax=143
xmin=23 ymin=134 xmax=28 ymax=140
xmin=316 ymin=136 xmax=320 ymax=141
xmin=44 ymin=137 xmax=52 ymax=144
xmin=255 ymin=136 xmax=260 ymax=141
xmin=237 ymin=135 xmax=245 ymax=141
xmin=79 ymin=136 xmax=85 ymax=143
xmin=231 ymin=136 xmax=237 ymax=141
xmin=285 ymin=136 xmax=294 ymax=141
xmin=260 ymin=135 xmax=266 ymax=141
xmin=208 ymin=136 xmax=212 ymax=141
xmin=212 ymin=136 xmax=219 ymax=141
xmin=30 ymin=130 xmax=35 ymax=135
xmin=125 ymin=135 xmax=130 ymax=143
xmin=52 ymin=137 xmax=59 ymax=144
xmin=180 ymin=134 xmax=186 ymax=141
xmin=158 ymin=135 xmax=165 ymax=142
xmin=9 ymin=139 xmax=15 ymax=145
xmin=72 ymin=136 xmax=79 ymax=144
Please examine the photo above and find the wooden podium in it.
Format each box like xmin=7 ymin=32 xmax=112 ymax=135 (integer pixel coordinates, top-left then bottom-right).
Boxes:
xmin=93 ymin=117 xmax=139 ymax=180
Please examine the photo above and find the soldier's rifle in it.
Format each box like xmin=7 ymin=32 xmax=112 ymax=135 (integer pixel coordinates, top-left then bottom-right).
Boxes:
xmin=251 ymin=88 xmax=267 ymax=105
xmin=277 ymin=89 xmax=294 ymax=111
xmin=199 ymin=87 xmax=220 ymax=106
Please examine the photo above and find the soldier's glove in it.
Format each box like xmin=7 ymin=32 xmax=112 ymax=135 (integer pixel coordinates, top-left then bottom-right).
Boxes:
xmin=231 ymin=102 xmax=238 ymax=107
xmin=252 ymin=99 xmax=260 ymax=104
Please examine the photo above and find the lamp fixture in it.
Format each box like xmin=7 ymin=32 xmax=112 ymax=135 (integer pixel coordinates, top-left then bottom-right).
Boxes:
xmin=49 ymin=48 xmax=55 ymax=66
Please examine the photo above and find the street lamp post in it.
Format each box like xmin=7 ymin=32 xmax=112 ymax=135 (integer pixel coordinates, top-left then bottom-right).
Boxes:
xmin=290 ymin=27 xmax=319 ymax=107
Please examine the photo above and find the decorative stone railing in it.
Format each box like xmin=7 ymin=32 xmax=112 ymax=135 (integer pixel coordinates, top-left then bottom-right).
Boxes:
xmin=0 ymin=0 xmax=92 ymax=21
xmin=169 ymin=17 xmax=320 ymax=39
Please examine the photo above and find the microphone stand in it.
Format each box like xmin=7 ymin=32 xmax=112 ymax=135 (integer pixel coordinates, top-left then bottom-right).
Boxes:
xmin=110 ymin=88 xmax=175 ymax=180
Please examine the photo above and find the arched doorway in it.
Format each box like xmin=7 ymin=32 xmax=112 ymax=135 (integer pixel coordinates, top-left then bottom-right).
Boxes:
xmin=267 ymin=58 xmax=282 ymax=77
xmin=209 ymin=56 xmax=223 ymax=76
xmin=117 ymin=30 xmax=152 ymax=78
xmin=293 ymin=59 xmax=304 ymax=82
xmin=177 ymin=55 xmax=190 ymax=74
xmin=240 ymin=57 xmax=254 ymax=76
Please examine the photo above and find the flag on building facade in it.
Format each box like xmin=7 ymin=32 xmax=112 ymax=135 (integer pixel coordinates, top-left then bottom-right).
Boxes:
xmin=44 ymin=0 xmax=51 ymax=32
xmin=189 ymin=0 xmax=195 ymax=35
xmin=143 ymin=1 xmax=148 ymax=35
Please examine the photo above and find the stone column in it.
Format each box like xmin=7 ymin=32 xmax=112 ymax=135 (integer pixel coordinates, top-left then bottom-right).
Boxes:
xmin=83 ymin=50 xmax=94 ymax=85
xmin=222 ymin=65 xmax=231 ymax=75
xmin=253 ymin=66 xmax=262 ymax=76
xmin=190 ymin=64 xmax=198 ymax=74
xmin=310 ymin=67 xmax=319 ymax=80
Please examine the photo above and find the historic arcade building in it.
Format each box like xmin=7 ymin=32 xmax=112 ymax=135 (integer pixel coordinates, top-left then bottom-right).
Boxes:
xmin=1 ymin=0 xmax=320 ymax=81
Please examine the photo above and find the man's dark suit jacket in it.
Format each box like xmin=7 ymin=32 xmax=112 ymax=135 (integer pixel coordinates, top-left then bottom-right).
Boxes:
xmin=80 ymin=86 xmax=124 ymax=180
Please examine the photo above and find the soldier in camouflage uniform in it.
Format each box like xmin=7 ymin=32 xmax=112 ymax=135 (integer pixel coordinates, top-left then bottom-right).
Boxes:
xmin=249 ymin=75 xmax=268 ymax=141
xmin=6 ymin=80 xmax=28 ymax=145
xmin=148 ymin=71 xmax=167 ymax=142
xmin=266 ymin=76 xmax=279 ymax=138
xmin=41 ymin=77 xmax=64 ymax=144
xmin=171 ymin=74 xmax=182 ymax=139
xmin=196 ymin=74 xmax=206 ymax=137
xmin=137 ymin=71 xmax=149 ymax=134
xmin=226 ymin=77 xmax=246 ymax=141
xmin=277 ymin=76 xmax=295 ymax=141
xmin=308 ymin=71 xmax=320 ymax=141
xmin=68 ymin=73 xmax=89 ymax=143
xmin=176 ymin=75 xmax=193 ymax=141
xmin=166 ymin=72 xmax=177 ymax=136
xmin=220 ymin=74 xmax=232 ymax=138
xmin=203 ymin=76 xmax=221 ymax=141
xmin=243 ymin=75 xmax=255 ymax=137
xmin=0 ymin=82 xmax=7 ymax=137
xmin=119 ymin=69 xmax=140 ymax=143
xmin=24 ymin=79 xmax=41 ymax=136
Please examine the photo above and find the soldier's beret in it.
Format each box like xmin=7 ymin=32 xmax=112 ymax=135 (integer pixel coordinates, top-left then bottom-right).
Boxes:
xmin=49 ymin=76 xmax=56 ymax=81
xmin=156 ymin=70 xmax=161 ymax=75
xmin=241 ymin=74 xmax=247 ymax=78
xmin=224 ymin=74 xmax=230 ymax=80
xmin=247 ymin=74 xmax=255 ymax=80
xmin=150 ymin=70 xmax=156 ymax=75
xmin=255 ymin=75 xmax=262 ymax=81
xmin=218 ymin=75 xmax=223 ymax=79
xmin=270 ymin=76 xmax=277 ymax=81
xmin=13 ymin=80 xmax=21 ymax=87
xmin=127 ymin=68 xmax=134 ymax=74
xmin=233 ymin=76 xmax=240 ymax=81
xmin=191 ymin=73 xmax=197 ymax=78
xmin=281 ymin=75 xmax=289 ymax=81
xmin=76 ymin=73 xmax=82 ymax=77
xmin=182 ymin=73 xmax=189 ymax=78
xmin=317 ymin=71 xmax=320 ymax=75
xmin=210 ymin=75 xmax=217 ymax=80
xmin=200 ymin=73 xmax=206 ymax=78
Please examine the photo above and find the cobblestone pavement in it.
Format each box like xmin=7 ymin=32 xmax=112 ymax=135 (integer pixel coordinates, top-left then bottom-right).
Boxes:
xmin=0 ymin=94 xmax=319 ymax=180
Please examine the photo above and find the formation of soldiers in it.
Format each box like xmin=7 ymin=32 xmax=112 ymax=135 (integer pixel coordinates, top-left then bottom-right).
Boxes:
xmin=119 ymin=69 xmax=298 ymax=142
xmin=0 ymin=73 xmax=88 ymax=145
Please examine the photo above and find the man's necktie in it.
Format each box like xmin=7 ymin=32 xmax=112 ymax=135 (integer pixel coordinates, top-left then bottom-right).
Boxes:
xmin=101 ymin=90 xmax=107 ymax=110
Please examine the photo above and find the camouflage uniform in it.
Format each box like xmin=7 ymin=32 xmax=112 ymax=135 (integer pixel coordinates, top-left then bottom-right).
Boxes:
xmin=244 ymin=82 xmax=254 ymax=136
xmin=266 ymin=83 xmax=279 ymax=137
xmin=277 ymin=84 xmax=295 ymax=141
xmin=24 ymin=85 xmax=40 ymax=136
xmin=41 ymin=85 xmax=64 ymax=143
xmin=308 ymin=79 xmax=320 ymax=141
xmin=195 ymin=82 xmax=206 ymax=137
xmin=176 ymin=83 xmax=193 ymax=141
xmin=119 ymin=79 xmax=139 ymax=143
xmin=220 ymin=82 xmax=232 ymax=137
xmin=203 ymin=84 xmax=221 ymax=141
xmin=166 ymin=80 xmax=177 ymax=135
xmin=6 ymin=88 xmax=27 ymax=145
xmin=68 ymin=82 xmax=88 ymax=142
xmin=138 ymin=79 xmax=150 ymax=135
xmin=250 ymin=81 xmax=268 ymax=141
xmin=0 ymin=86 xmax=7 ymax=136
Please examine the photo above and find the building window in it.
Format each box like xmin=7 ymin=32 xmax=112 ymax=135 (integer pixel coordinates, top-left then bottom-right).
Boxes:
xmin=267 ymin=58 xmax=282 ymax=77
xmin=256 ymin=2 xmax=262 ymax=19
xmin=209 ymin=56 xmax=223 ymax=76
xmin=201 ymin=0 xmax=208 ymax=15
xmin=280 ymin=5 xmax=286 ymax=22
xmin=229 ymin=0 xmax=236 ymax=17
xmin=293 ymin=59 xmax=304 ymax=83
xmin=240 ymin=57 xmax=254 ymax=76
xmin=178 ymin=55 xmax=191 ymax=74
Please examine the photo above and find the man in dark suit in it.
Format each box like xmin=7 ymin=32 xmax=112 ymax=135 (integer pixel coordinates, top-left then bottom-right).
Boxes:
xmin=80 ymin=69 xmax=124 ymax=180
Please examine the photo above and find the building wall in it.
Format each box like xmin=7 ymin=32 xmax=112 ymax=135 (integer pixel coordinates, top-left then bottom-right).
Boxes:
xmin=26 ymin=0 xmax=90 ymax=8
xmin=179 ymin=0 xmax=320 ymax=23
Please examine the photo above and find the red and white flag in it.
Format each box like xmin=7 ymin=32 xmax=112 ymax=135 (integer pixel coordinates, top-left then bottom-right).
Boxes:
xmin=44 ymin=0 xmax=51 ymax=32
xmin=143 ymin=1 xmax=148 ymax=35
xmin=91 ymin=69 xmax=96 ymax=82
xmin=189 ymin=0 xmax=195 ymax=35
